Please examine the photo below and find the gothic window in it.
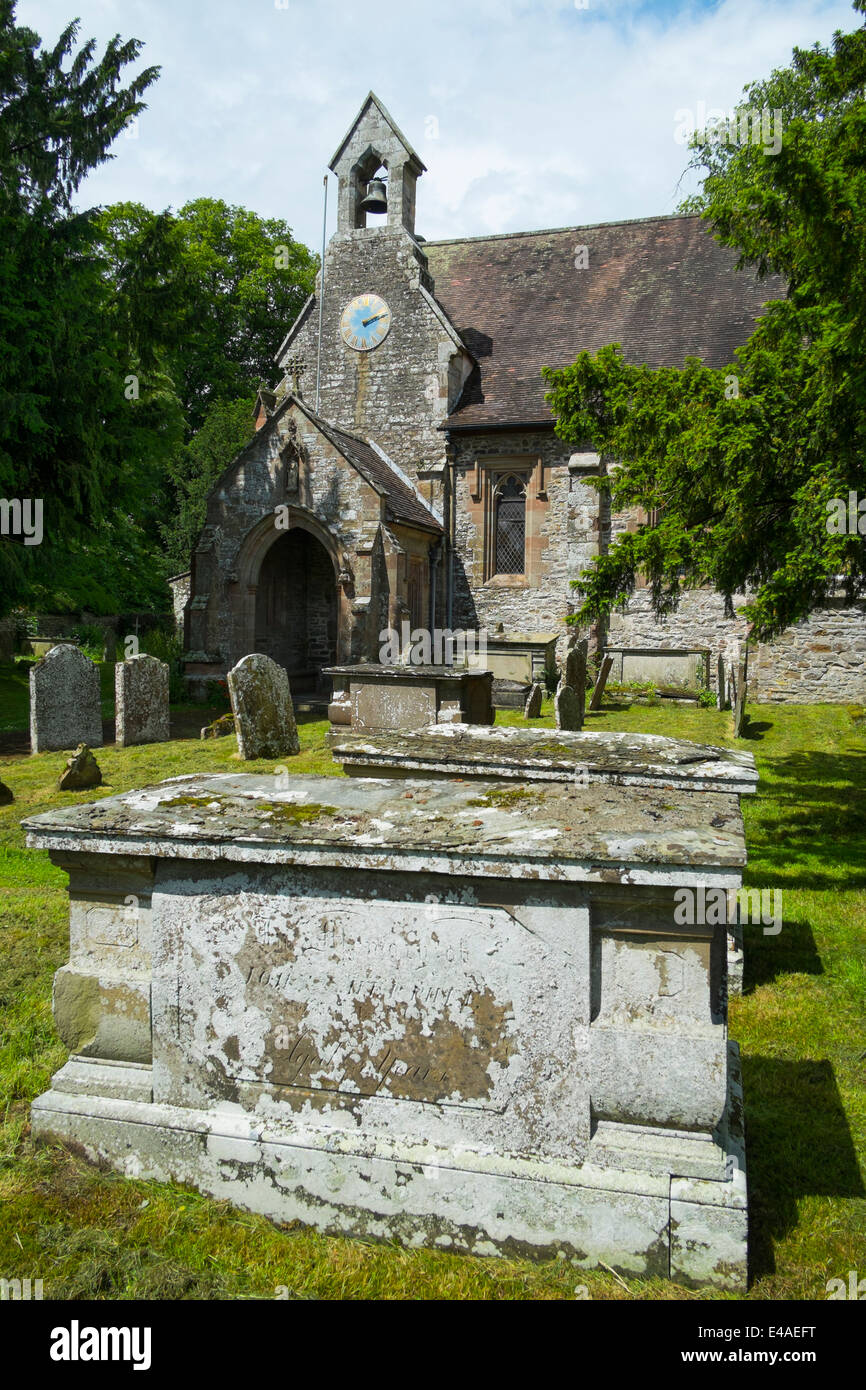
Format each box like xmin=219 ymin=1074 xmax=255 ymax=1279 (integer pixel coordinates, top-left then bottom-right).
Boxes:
xmin=494 ymin=474 xmax=527 ymax=575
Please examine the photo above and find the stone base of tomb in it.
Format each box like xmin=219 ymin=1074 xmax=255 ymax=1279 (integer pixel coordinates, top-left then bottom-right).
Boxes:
xmin=32 ymin=1043 xmax=747 ymax=1291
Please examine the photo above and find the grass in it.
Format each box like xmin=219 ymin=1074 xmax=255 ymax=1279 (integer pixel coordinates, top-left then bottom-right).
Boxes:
xmin=1 ymin=665 xmax=864 ymax=1299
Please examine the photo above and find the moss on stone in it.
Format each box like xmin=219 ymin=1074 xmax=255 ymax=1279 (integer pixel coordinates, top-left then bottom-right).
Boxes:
xmin=255 ymin=801 xmax=340 ymax=825
xmin=161 ymin=795 xmax=223 ymax=809
xmin=466 ymin=787 xmax=540 ymax=809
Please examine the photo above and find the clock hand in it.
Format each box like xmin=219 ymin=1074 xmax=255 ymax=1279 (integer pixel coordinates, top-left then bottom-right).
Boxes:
xmin=362 ymin=311 xmax=388 ymax=326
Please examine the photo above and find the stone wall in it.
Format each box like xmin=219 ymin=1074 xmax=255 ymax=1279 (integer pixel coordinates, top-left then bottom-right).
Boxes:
xmin=187 ymin=398 xmax=438 ymax=680
xmin=274 ymin=225 xmax=469 ymax=507
xmin=609 ymin=588 xmax=866 ymax=704
xmin=450 ymin=431 xmax=598 ymax=666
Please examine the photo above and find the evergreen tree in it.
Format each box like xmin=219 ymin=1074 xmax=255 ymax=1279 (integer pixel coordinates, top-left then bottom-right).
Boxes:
xmin=544 ymin=2 xmax=866 ymax=640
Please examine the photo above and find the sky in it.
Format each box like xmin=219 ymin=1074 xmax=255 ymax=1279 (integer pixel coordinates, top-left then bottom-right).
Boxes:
xmin=16 ymin=0 xmax=861 ymax=251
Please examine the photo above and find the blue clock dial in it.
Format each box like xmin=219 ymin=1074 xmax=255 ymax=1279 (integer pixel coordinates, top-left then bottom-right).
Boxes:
xmin=340 ymin=293 xmax=392 ymax=351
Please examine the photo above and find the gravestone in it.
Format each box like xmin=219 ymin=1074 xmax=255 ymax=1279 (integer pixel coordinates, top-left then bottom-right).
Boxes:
xmin=115 ymin=655 xmax=170 ymax=748
xmin=227 ymin=653 xmax=300 ymax=760
xmin=30 ymin=644 xmax=102 ymax=754
xmin=716 ymin=655 xmax=728 ymax=711
xmin=554 ymin=678 xmax=582 ymax=731
xmin=564 ymin=638 xmax=588 ymax=725
xmin=0 ymin=779 xmax=13 ymax=805
xmin=589 ymin=654 xmax=614 ymax=712
xmin=523 ymin=682 xmax=543 ymax=719
xmin=26 ymin=769 xmax=749 ymax=1290
xmin=732 ymin=659 xmax=749 ymax=738
xmin=57 ymin=744 xmax=102 ymax=791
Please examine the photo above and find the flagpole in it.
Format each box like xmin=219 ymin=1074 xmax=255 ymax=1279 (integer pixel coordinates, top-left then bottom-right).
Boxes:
xmin=315 ymin=174 xmax=327 ymax=414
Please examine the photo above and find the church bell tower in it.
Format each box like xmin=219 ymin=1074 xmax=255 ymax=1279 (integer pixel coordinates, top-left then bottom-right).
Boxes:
xmin=329 ymin=91 xmax=427 ymax=238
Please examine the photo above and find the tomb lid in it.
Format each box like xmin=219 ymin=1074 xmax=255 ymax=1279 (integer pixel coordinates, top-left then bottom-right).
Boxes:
xmin=23 ymin=770 xmax=746 ymax=879
xmin=483 ymin=632 xmax=558 ymax=644
xmin=329 ymin=725 xmax=758 ymax=795
xmin=323 ymin=664 xmax=493 ymax=680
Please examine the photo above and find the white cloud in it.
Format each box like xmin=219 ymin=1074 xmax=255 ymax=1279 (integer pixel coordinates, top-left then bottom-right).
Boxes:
xmin=15 ymin=0 xmax=859 ymax=243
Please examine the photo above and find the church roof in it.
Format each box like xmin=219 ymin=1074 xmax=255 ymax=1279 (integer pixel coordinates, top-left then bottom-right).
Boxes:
xmin=423 ymin=214 xmax=786 ymax=430
xmin=290 ymin=398 xmax=442 ymax=533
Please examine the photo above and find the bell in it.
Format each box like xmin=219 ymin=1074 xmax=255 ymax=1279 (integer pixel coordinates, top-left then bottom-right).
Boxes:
xmin=359 ymin=177 xmax=388 ymax=214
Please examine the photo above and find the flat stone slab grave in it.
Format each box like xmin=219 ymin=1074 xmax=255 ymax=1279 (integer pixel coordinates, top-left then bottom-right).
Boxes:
xmin=330 ymin=724 xmax=757 ymax=999
xmin=25 ymin=770 xmax=748 ymax=1289
xmin=329 ymin=723 xmax=759 ymax=795
xmin=325 ymin=663 xmax=494 ymax=732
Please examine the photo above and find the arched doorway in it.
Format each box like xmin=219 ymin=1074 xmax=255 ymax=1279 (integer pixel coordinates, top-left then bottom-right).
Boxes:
xmin=254 ymin=529 xmax=338 ymax=694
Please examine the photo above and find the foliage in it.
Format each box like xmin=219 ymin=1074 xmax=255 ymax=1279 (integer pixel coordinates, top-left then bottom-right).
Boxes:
xmin=0 ymin=3 xmax=182 ymax=617
xmin=542 ymin=2 xmax=866 ymax=640
xmin=0 ymin=4 xmax=316 ymax=618
xmin=140 ymin=626 xmax=186 ymax=702
xmin=160 ymin=397 xmax=255 ymax=574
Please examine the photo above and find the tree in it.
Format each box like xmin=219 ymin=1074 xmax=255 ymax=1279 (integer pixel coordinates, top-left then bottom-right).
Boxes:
xmin=543 ymin=1 xmax=866 ymax=640
xmin=98 ymin=198 xmax=316 ymax=434
xmin=0 ymin=2 xmax=179 ymax=615
xmin=97 ymin=199 xmax=317 ymax=571
xmin=161 ymin=396 xmax=256 ymax=574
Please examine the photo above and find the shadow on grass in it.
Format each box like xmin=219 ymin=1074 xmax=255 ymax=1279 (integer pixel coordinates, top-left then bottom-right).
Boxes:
xmin=746 ymin=749 xmax=866 ymax=889
xmin=742 ymin=915 xmax=824 ymax=993
xmin=740 ymin=719 xmax=773 ymax=741
xmin=743 ymin=1056 xmax=865 ymax=1282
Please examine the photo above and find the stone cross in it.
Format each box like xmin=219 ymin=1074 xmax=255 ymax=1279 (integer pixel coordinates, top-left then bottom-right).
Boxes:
xmin=285 ymin=356 xmax=306 ymax=397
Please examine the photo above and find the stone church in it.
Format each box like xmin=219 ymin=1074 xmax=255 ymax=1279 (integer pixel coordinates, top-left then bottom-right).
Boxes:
xmin=180 ymin=93 xmax=866 ymax=704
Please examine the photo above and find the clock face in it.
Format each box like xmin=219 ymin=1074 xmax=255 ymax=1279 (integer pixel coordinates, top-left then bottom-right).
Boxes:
xmin=340 ymin=293 xmax=392 ymax=351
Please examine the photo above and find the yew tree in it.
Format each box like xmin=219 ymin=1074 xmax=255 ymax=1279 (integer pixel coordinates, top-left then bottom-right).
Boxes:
xmin=543 ymin=1 xmax=866 ymax=639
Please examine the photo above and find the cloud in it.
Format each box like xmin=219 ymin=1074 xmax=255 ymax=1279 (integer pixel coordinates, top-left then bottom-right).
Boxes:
xmin=16 ymin=0 xmax=859 ymax=243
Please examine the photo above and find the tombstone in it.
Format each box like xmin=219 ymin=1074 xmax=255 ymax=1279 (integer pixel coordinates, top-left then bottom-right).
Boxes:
xmin=26 ymin=768 xmax=749 ymax=1290
xmin=732 ymin=659 xmax=749 ymax=738
xmin=589 ymin=654 xmax=614 ymax=712
xmin=102 ymin=630 xmax=117 ymax=663
xmin=29 ymin=644 xmax=102 ymax=754
xmin=57 ymin=744 xmax=102 ymax=791
xmin=716 ymin=654 xmax=728 ymax=711
xmin=564 ymin=638 xmax=588 ymax=724
xmin=554 ymin=678 xmax=582 ymax=731
xmin=0 ymin=779 xmax=13 ymax=805
xmin=115 ymin=655 xmax=170 ymax=748
xmin=227 ymin=653 xmax=300 ymax=760
xmin=523 ymin=682 xmax=543 ymax=719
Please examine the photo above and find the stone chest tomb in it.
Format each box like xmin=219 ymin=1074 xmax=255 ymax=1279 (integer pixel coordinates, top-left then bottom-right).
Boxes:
xmin=26 ymin=768 xmax=748 ymax=1288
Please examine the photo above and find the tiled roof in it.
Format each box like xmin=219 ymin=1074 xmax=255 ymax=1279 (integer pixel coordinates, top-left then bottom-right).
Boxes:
xmin=423 ymin=214 xmax=786 ymax=429
xmin=304 ymin=408 xmax=442 ymax=533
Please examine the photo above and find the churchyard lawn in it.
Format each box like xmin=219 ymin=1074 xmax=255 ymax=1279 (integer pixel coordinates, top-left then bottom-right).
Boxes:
xmin=0 ymin=665 xmax=863 ymax=1300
